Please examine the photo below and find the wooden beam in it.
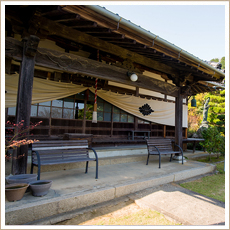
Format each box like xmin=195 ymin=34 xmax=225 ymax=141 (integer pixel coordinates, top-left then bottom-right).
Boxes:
xmin=77 ymin=28 xmax=112 ymax=33
xmin=28 ymin=15 xmax=178 ymax=76
xmin=53 ymin=14 xmax=81 ymax=22
xmin=6 ymin=37 xmax=179 ymax=97
xmin=70 ymin=21 xmax=97 ymax=28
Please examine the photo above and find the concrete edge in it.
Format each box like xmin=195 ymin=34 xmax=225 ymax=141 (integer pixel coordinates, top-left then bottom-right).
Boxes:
xmin=5 ymin=163 xmax=216 ymax=225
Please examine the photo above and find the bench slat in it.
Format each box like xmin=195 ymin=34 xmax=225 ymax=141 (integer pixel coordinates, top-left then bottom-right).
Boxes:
xmin=33 ymin=157 xmax=95 ymax=166
xmin=32 ymin=145 xmax=88 ymax=151
xmin=33 ymin=149 xmax=88 ymax=153
xmin=33 ymin=154 xmax=91 ymax=161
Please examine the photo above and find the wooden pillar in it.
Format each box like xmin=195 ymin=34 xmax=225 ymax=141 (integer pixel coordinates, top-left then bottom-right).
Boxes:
xmin=12 ymin=35 xmax=40 ymax=175
xmin=5 ymin=57 xmax=12 ymax=74
xmin=82 ymin=89 xmax=89 ymax=134
xmin=111 ymin=106 xmax=114 ymax=136
xmin=175 ymin=88 xmax=183 ymax=152
xmin=164 ymin=79 xmax=167 ymax=101
xmin=163 ymin=125 xmax=166 ymax=138
xmin=134 ymin=87 xmax=139 ymax=130
xmin=5 ymin=58 xmax=11 ymax=123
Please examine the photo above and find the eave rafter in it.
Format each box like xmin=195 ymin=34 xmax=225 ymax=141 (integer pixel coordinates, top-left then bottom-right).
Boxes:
xmin=24 ymin=15 xmax=179 ymax=77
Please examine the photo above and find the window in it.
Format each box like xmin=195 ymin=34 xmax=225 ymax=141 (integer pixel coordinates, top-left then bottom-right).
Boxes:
xmin=138 ymin=119 xmax=150 ymax=124
xmin=7 ymin=90 xmax=135 ymax=123
xmin=113 ymin=106 xmax=134 ymax=123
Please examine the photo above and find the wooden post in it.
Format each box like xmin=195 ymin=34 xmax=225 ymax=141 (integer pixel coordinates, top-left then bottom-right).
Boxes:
xmin=164 ymin=79 xmax=167 ymax=101
xmin=111 ymin=106 xmax=114 ymax=136
xmin=134 ymin=87 xmax=139 ymax=130
xmin=5 ymin=57 xmax=12 ymax=74
xmin=175 ymin=88 xmax=183 ymax=153
xmin=163 ymin=125 xmax=166 ymax=138
xmin=12 ymin=35 xmax=40 ymax=175
xmin=82 ymin=89 xmax=89 ymax=134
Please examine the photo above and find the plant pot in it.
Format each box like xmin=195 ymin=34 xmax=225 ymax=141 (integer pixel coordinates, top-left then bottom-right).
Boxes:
xmin=5 ymin=183 xmax=29 ymax=202
xmin=6 ymin=174 xmax=37 ymax=184
xmin=29 ymin=180 xmax=52 ymax=197
xmin=6 ymin=174 xmax=37 ymax=192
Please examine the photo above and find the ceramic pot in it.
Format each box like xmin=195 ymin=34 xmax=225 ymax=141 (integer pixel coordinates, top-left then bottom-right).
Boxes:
xmin=6 ymin=174 xmax=37 ymax=193
xmin=6 ymin=174 xmax=37 ymax=184
xmin=5 ymin=183 xmax=29 ymax=202
xmin=29 ymin=180 xmax=52 ymax=197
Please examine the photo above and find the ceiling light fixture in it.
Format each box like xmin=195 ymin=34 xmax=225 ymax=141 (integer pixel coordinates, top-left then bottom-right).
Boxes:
xmin=127 ymin=71 xmax=138 ymax=82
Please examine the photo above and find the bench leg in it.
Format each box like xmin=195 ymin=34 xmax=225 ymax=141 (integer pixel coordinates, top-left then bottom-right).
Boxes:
xmin=159 ymin=154 xmax=161 ymax=168
xmin=95 ymin=159 xmax=98 ymax=179
xmin=146 ymin=153 xmax=150 ymax=165
xmin=37 ymin=165 xmax=41 ymax=180
xmin=30 ymin=164 xmax=34 ymax=174
xmin=85 ymin=161 xmax=89 ymax=174
xmin=169 ymin=154 xmax=173 ymax=162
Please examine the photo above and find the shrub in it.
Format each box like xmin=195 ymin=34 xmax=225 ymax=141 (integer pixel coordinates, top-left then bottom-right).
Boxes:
xmin=200 ymin=126 xmax=225 ymax=160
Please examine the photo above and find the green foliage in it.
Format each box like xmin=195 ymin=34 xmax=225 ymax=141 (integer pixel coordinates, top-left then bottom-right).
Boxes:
xmin=205 ymin=91 xmax=225 ymax=134
xmin=210 ymin=58 xmax=219 ymax=62
xmin=200 ymin=126 xmax=225 ymax=159
xmin=220 ymin=56 xmax=225 ymax=69
xmin=210 ymin=57 xmax=225 ymax=69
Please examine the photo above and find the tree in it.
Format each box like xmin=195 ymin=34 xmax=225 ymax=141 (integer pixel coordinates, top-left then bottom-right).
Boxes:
xmin=210 ymin=58 xmax=219 ymax=63
xmin=205 ymin=90 xmax=225 ymax=134
xmin=187 ymin=90 xmax=225 ymax=135
xmin=220 ymin=56 xmax=225 ymax=69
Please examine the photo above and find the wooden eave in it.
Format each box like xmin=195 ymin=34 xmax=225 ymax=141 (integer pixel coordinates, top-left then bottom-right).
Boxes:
xmin=60 ymin=5 xmax=225 ymax=81
xmin=5 ymin=5 xmax=224 ymax=97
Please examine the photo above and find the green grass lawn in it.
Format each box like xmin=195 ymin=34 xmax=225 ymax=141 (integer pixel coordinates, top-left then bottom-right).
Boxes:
xmin=180 ymin=161 xmax=225 ymax=202
xmin=196 ymin=155 xmax=225 ymax=163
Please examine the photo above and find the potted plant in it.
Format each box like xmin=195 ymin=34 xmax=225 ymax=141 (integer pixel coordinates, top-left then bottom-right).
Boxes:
xmin=5 ymin=120 xmax=42 ymax=196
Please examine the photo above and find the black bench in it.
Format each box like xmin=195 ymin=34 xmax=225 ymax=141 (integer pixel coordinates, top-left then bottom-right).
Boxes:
xmin=30 ymin=140 xmax=98 ymax=180
xmin=146 ymin=138 xmax=183 ymax=168
xmin=128 ymin=130 xmax=151 ymax=140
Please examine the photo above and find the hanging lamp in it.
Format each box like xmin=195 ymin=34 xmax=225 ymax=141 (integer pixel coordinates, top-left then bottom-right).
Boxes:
xmin=191 ymin=96 xmax=197 ymax=107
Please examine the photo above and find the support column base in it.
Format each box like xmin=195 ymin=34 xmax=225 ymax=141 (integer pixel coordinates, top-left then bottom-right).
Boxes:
xmin=173 ymin=155 xmax=186 ymax=163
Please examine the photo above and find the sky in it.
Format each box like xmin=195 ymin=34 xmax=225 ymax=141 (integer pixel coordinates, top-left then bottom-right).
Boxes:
xmin=100 ymin=3 xmax=226 ymax=62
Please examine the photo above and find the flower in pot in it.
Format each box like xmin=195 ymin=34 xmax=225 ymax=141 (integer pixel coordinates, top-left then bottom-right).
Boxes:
xmin=5 ymin=183 xmax=29 ymax=202
xmin=29 ymin=180 xmax=52 ymax=197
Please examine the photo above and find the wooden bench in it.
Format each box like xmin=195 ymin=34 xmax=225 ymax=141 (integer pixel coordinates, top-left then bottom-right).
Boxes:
xmin=146 ymin=138 xmax=183 ymax=168
xmin=128 ymin=130 xmax=151 ymax=140
xmin=30 ymin=140 xmax=98 ymax=180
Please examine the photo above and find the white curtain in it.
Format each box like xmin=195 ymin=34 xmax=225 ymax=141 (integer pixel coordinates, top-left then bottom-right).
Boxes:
xmin=5 ymin=74 xmax=188 ymax=127
xmin=5 ymin=74 xmax=87 ymax=108
xmin=89 ymin=88 xmax=188 ymax=127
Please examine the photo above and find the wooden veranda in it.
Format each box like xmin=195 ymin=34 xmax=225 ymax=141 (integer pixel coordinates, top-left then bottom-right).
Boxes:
xmin=5 ymin=5 xmax=225 ymax=174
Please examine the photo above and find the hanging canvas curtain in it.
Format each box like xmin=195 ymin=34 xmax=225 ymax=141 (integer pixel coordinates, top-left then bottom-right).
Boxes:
xmin=5 ymin=74 xmax=187 ymax=127
xmin=89 ymin=88 xmax=188 ymax=127
xmin=5 ymin=74 xmax=87 ymax=108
